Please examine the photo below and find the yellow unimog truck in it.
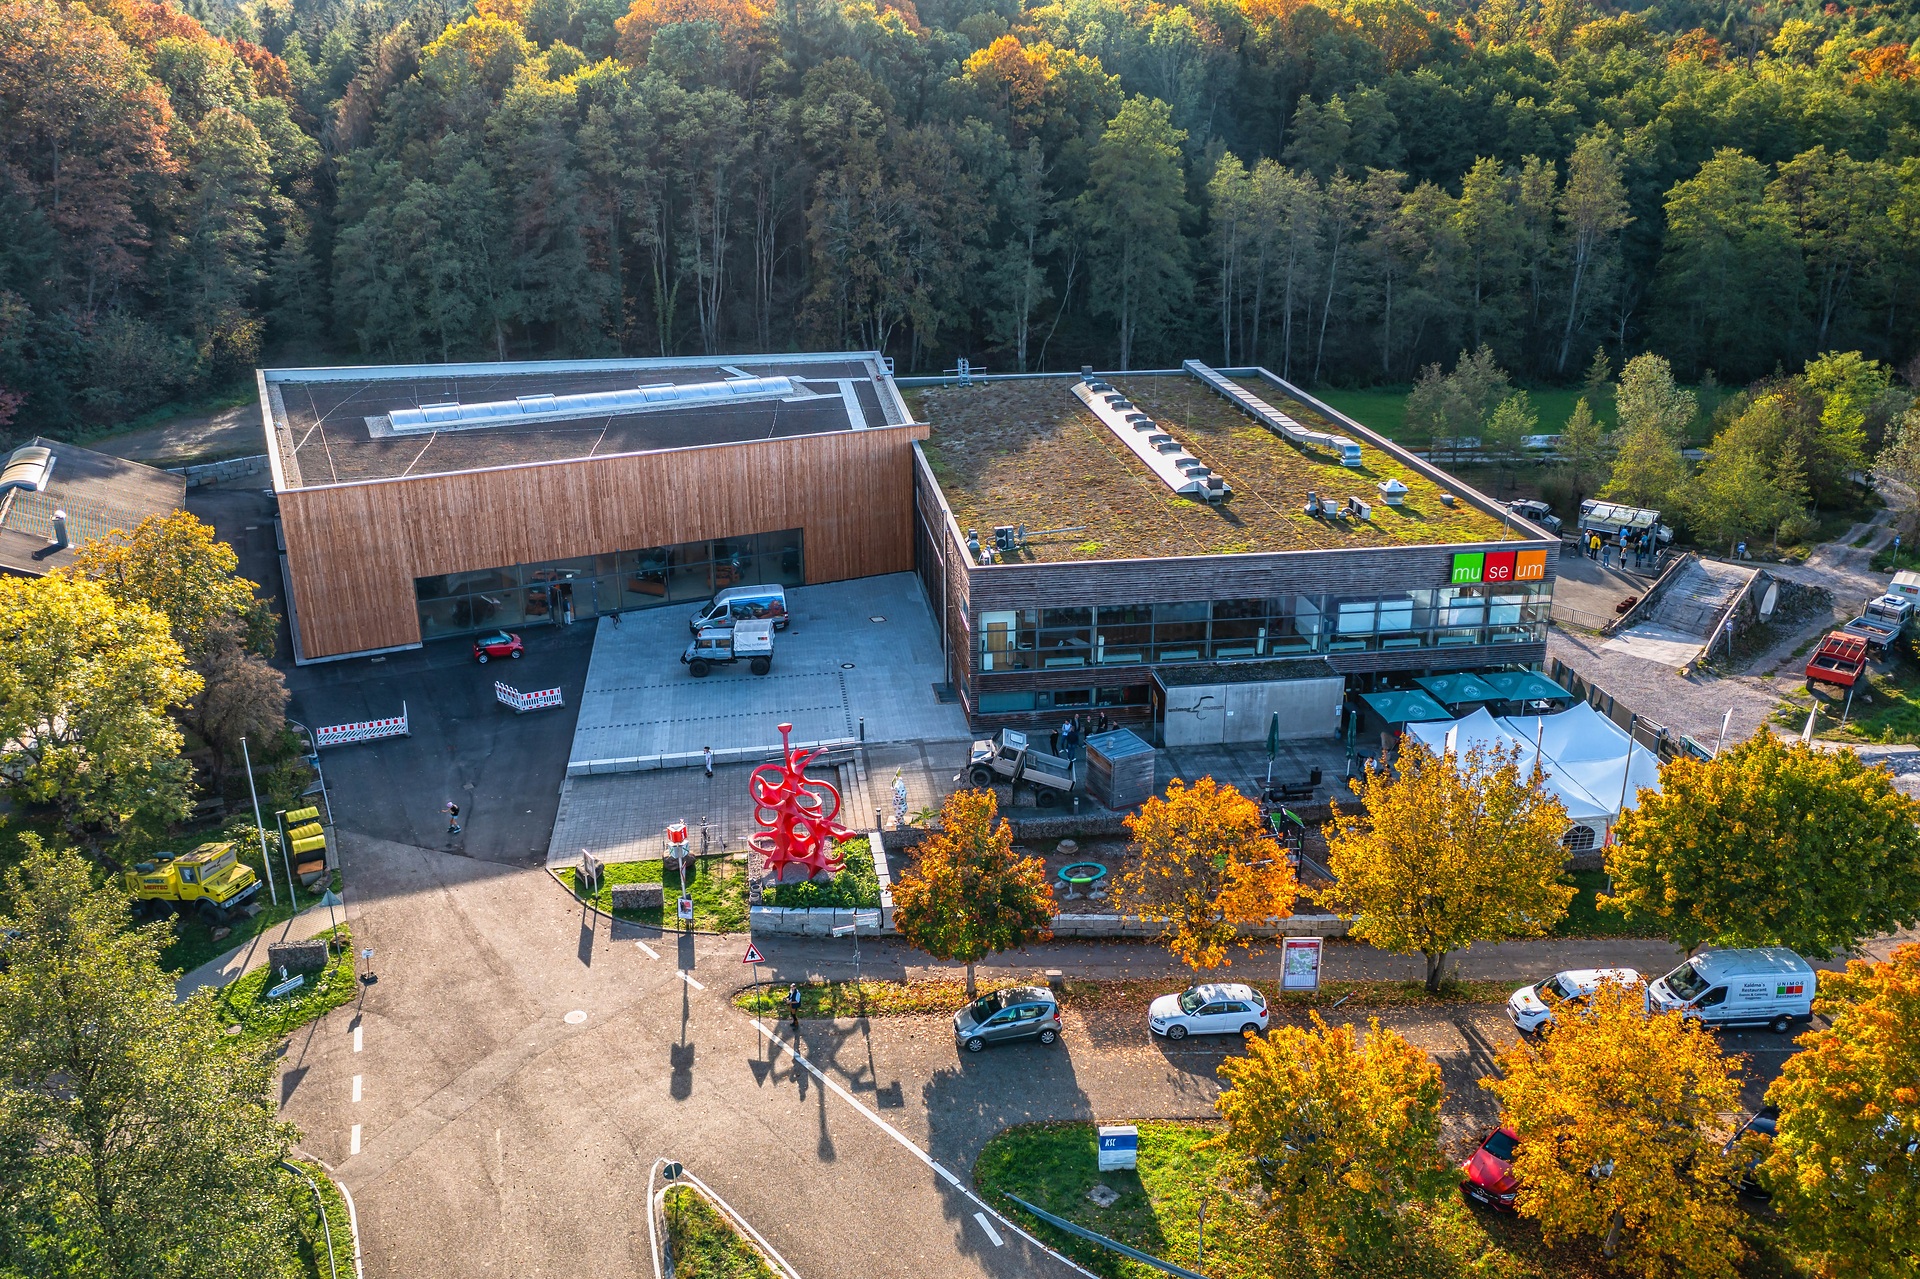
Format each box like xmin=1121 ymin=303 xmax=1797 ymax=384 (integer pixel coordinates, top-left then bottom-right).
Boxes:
xmin=123 ymin=841 xmax=262 ymax=924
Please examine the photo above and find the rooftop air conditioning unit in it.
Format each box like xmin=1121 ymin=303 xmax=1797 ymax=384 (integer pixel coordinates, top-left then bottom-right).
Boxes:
xmin=1376 ymin=478 xmax=1408 ymax=506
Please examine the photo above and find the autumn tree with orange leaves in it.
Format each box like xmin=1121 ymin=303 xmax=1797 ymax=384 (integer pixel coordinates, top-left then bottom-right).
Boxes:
xmin=1115 ymin=777 xmax=1295 ymax=973
xmin=1763 ymin=944 xmax=1920 ymax=1279
xmin=891 ymin=788 xmax=1054 ymax=998
xmin=1485 ymin=981 xmax=1746 ymax=1279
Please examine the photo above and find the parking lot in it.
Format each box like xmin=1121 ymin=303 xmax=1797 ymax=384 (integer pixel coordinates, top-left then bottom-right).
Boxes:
xmin=565 ymin=572 xmax=966 ymax=768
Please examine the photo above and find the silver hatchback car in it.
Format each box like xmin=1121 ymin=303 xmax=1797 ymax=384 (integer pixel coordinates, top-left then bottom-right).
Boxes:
xmin=952 ymin=986 xmax=1062 ymax=1053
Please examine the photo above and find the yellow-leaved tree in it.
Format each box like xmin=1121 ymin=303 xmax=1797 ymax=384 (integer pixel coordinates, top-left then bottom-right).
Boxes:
xmin=1212 ymin=1012 xmax=1450 ymax=1257
xmin=1114 ymin=776 xmax=1295 ymax=972
xmin=1484 ymin=981 xmax=1745 ymax=1279
xmin=1321 ymin=739 xmax=1574 ymax=992
xmin=1762 ymin=943 xmax=1920 ymax=1279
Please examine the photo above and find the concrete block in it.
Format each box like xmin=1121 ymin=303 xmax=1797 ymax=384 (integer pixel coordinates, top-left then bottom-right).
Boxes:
xmin=610 ymin=882 xmax=664 ymax=910
xmin=267 ymin=938 xmax=329 ymax=975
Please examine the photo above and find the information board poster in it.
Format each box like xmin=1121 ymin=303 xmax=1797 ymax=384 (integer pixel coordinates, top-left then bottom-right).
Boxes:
xmin=1281 ymin=937 xmax=1323 ymax=991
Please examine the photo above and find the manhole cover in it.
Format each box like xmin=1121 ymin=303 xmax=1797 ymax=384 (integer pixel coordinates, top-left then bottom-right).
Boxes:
xmin=869 ymin=615 xmax=887 ymax=622
xmin=564 ymin=1010 xmax=588 ymax=1025
xmin=841 ymin=663 xmax=856 ymax=669
xmin=1087 ymin=1184 xmax=1120 ymax=1208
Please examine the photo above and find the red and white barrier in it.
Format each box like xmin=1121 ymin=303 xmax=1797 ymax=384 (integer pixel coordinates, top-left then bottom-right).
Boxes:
xmin=315 ymin=703 xmax=410 ymax=748
xmin=495 ymin=682 xmax=564 ymax=713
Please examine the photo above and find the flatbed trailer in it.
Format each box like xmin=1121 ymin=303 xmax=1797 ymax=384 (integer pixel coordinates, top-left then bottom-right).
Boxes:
xmin=1806 ymin=632 xmax=1869 ymax=690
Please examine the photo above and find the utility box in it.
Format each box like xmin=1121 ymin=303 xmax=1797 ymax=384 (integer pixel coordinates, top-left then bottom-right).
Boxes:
xmin=1085 ymin=729 xmax=1154 ymax=809
xmin=1097 ymin=1125 xmax=1139 ymax=1172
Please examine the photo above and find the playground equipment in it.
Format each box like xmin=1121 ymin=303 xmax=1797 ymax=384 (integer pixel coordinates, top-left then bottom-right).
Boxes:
xmin=748 ymin=723 xmax=857 ymax=883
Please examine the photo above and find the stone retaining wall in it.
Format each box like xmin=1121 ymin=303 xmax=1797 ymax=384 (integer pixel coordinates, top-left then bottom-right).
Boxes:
xmin=168 ymin=453 xmax=270 ymax=487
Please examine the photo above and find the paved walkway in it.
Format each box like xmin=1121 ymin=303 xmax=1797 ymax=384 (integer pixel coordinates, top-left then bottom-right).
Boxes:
xmin=175 ymin=897 xmax=351 ymax=998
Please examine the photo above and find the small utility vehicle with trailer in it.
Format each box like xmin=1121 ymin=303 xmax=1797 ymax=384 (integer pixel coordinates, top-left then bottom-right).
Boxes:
xmin=681 ymin=619 xmax=774 ymax=677
xmin=968 ymin=729 xmax=1076 ymax=806
xmin=123 ymin=841 xmax=261 ymax=924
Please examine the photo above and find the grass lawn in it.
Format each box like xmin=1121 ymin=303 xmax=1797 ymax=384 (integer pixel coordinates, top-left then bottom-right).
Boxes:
xmin=208 ymin=925 xmax=360 ymax=1053
xmin=287 ymin=1159 xmax=358 ymax=1279
xmin=1315 ymin=386 xmax=1622 ymax=444
xmin=558 ymin=855 xmax=749 ymax=932
xmin=663 ymin=1184 xmax=777 ymax=1279
xmin=734 ymin=975 xmax=1512 ymax=1018
xmin=162 ymin=864 xmax=344 ymax=975
xmin=975 ymin=1121 xmax=1806 ymax=1279
xmin=1552 ymin=869 xmax=1667 ymax=940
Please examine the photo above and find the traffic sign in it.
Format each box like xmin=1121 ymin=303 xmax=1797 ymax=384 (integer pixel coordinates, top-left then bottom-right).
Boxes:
xmin=831 ymin=923 xmax=856 ymax=936
xmin=742 ymin=942 xmax=765 ymax=964
xmin=676 ymin=895 xmax=694 ymax=921
xmin=855 ymin=910 xmax=880 ymax=927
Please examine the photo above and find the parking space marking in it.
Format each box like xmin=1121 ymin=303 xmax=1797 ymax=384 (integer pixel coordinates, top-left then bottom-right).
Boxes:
xmin=350 ymin=1124 xmax=362 ymax=1156
xmin=635 ymin=941 xmax=659 ymax=959
xmin=751 ymin=1021 xmax=1098 ymax=1278
xmin=353 ymin=1025 xmax=363 ymax=1052
xmin=352 ymin=1075 xmax=362 ymax=1103
xmin=973 ymin=1213 xmax=1004 ymax=1247
xmin=678 ymin=970 xmax=705 ymax=991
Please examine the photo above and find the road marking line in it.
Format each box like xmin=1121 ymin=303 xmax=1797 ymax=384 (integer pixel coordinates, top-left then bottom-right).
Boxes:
xmin=351 ymin=1075 xmax=362 ymax=1103
xmin=751 ymin=1022 xmax=1098 ymax=1278
xmin=635 ymin=940 xmax=659 ymax=959
xmin=677 ymin=970 xmax=705 ymax=991
xmin=353 ymin=1025 xmax=363 ymax=1053
xmin=349 ymin=1124 xmax=361 ymax=1156
xmin=974 ymin=1212 xmax=1004 ymax=1246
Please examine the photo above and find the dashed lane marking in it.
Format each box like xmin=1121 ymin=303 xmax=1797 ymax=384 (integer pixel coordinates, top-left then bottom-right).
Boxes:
xmin=351 ymin=1075 xmax=362 ymax=1103
xmin=353 ymin=1025 xmax=362 ymax=1053
xmin=751 ymin=1022 xmax=1097 ymax=1278
xmin=350 ymin=1124 xmax=361 ymax=1156
xmin=635 ymin=941 xmax=659 ymax=959
xmin=974 ymin=1213 xmax=1004 ymax=1246
xmin=678 ymin=971 xmax=705 ymax=991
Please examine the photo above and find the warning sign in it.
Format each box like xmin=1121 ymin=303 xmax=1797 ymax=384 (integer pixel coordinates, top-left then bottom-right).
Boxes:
xmin=742 ymin=942 xmax=765 ymax=964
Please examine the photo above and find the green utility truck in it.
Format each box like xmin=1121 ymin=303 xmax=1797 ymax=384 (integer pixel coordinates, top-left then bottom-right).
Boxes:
xmin=123 ymin=841 xmax=261 ymax=923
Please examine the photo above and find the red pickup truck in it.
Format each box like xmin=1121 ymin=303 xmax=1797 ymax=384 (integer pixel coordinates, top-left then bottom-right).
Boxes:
xmin=1806 ymin=632 xmax=1868 ymax=691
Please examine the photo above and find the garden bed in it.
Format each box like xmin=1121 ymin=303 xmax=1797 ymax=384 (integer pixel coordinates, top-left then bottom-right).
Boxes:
xmin=210 ymin=925 xmax=358 ymax=1052
xmin=663 ymin=1184 xmax=777 ymax=1279
xmin=559 ymin=855 xmax=749 ymax=932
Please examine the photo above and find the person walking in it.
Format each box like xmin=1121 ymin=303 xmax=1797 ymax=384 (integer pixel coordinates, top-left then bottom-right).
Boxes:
xmin=786 ymin=982 xmax=803 ymax=1030
xmin=703 ymin=746 xmax=714 ymax=779
xmin=443 ymin=801 xmax=461 ymax=835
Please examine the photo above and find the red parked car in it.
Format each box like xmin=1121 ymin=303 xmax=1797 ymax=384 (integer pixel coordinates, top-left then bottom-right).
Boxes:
xmin=472 ymin=631 xmax=524 ymax=664
xmin=1461 ymin=1127 xmax=1521 ymax=1211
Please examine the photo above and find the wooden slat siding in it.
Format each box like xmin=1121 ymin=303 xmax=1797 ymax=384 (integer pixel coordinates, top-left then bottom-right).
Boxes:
xmin=281 ymin=425 xmax=926 ymax=659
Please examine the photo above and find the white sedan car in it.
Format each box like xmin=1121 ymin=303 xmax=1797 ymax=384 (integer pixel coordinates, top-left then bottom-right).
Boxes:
xmin=1507 ymin=967 xmax=1642 ymax=1032
xmin=1149 ymin=983 xmax=1270 ymax=1040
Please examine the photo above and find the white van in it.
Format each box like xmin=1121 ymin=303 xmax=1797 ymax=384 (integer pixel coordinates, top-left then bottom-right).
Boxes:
xmin=1645 ymin=948 xmax=1816 ymax=1033
xmin=689 ymin=585 xmax=788 ymax=634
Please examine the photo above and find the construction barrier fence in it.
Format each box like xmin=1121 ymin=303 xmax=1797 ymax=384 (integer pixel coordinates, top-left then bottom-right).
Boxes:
xmin=314 ymin=703 xmax=410 ymax=748
xmin=495 ymin=682 xmax=564 ymax=713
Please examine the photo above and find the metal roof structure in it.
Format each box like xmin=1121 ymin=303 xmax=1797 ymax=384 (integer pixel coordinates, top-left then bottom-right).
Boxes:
xmin=0 ymin=438 xmax=186 ymax=576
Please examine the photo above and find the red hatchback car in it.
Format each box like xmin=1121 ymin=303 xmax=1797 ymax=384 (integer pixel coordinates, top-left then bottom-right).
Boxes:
xmin=472 ymin=631 xmax=524 ymax=663
xmin=1461 ymin=1127 xmax=1521 ymax=1211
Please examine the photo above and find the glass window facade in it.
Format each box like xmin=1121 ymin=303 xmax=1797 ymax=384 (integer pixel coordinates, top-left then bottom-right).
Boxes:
xmin=415 ymin=528 xmax=804 ymax=642
xmin=975 ymin=584 xmax=1551 ymax=671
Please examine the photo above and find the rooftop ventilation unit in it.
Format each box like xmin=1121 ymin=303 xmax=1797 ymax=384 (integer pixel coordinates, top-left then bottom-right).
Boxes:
xmin=1183 ymin=361 xmax=1362 ymax=467
xmin=1071 ymin=377 xmax=1230 ymax=504
xmin=379 ymin=376 xmax=805 ymax=435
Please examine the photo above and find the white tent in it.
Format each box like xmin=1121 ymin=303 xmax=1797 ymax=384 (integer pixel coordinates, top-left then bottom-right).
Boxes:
xmin=1403 ymin=701 xmax=1660 ymax=833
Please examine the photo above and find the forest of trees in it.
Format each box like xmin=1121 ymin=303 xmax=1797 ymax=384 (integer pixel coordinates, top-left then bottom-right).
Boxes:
xmin=5 ymin=0 xmax=1920 ymax=436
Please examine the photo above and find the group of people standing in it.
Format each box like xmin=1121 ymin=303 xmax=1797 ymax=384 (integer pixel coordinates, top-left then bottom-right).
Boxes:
xmin=1583 ymin=526 xmax=1659 ymax=571
xmin=1049 ymin=711 xmax=1114 ymax=757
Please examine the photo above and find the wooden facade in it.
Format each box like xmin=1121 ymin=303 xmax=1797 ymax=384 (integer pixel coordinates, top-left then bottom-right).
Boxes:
xmin=280 ymin=425 xmax=925 ymax=660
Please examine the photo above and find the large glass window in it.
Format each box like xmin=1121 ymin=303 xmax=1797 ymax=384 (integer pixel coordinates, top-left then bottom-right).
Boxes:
xmin=414 ymin=530 xmax=804 ymax=642
xmin=1096 ymin=605 xmax=1152 ymax=665
xmin=1039 ymin=606 xmax=1092 ymax=668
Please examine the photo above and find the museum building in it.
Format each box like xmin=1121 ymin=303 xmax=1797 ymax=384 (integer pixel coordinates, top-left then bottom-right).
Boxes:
xmin=257 ymin=352 xmax=1555 ymax=742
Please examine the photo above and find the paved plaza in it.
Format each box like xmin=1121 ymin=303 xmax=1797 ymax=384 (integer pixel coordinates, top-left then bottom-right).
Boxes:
xmin=565 ymin=572 xmax=966 ymax=769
